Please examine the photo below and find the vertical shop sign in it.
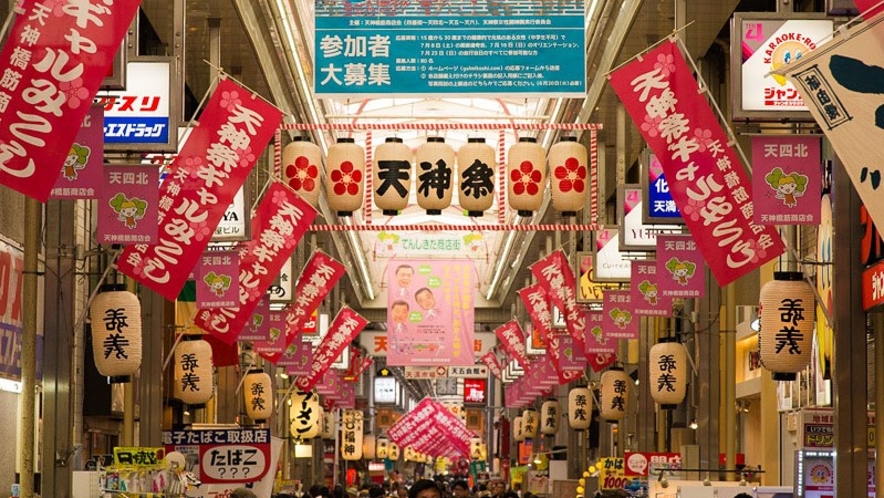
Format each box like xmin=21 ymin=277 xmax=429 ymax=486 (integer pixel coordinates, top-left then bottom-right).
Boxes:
xmin=602 ymin=290 xmax=637 ymax=340
xmin=294 ymin=307 xmax=368 ymax=391
xmin=610 ymin=40 xmax=785 ymax=286
xmin=98 ymin=165 xmax=159 ymax=244
xmin=493 ymin=321 xmax=530 ymax=370
xmin=195 ymin=250 xmax=239 ymax=309
xmin=118 ymin=78 xmax=285 ymax=301
xmin=752 ymin=136 xmax=821 ymax=225
xmin=50 ymin=105 xmax=104 ymax=199
xmin=656 ymin=234 xmax=706 ymax=299
xmin=194 ymin=183 xmax=316 ymax=343
xmin=0 ymin=0 xmax=141 ymax=201
xmin=631 ymin=260 xmax=673 ymax=316
xmin=530 ymin=250 xmax=586 ymax=352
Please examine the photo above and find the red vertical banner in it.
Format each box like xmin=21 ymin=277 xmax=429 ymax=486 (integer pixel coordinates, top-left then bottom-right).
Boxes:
xmin=195 ymin=183 xmax=316 ymax=344
xmin=118 ymin=78 xmax=284 ymax=300
xmin=480 ymin=350 xmax=503 ymax=380
xmin=530 ymin=250 xmax=586 ymax=349
xmin=284 ymin=251 xmax=345 ymax=341
xmin=609 ymin=40 xmax=784 ymax=286
xmin=0 ymin=1 xmax=141 ymax=201
xmin=295 ymin=307 xmax=368 ymax=391
xmin=493 ymin=321 xmax=529 ymax=369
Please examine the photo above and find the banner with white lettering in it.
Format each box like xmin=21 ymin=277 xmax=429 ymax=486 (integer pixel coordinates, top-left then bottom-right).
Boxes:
xmin=530 ymin=250 xmax=587 ymax=352
xmin=609 ymin=40 xmax=785 ymax=286
xmin=194 ymin=183 xmax=316 ymax=344
xmin=284 ymin=250 xmax=345 ymax=343
xmin=479 ymin=350 xmax=503 ymax=380
xmin=295 ymin=307 xmax=368 ymax=391
xmin=0 ymin=0 xmax=141 ymax=201
xmin=494 ymin=321 xmax=530 ymax=370
xmin=118 ymin=78 xmax=285 ymax=301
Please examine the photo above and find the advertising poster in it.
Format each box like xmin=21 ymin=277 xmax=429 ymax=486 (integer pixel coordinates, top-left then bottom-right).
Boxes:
xmin=602 ymin=290 xmax=638 ymax=340
xmin=631 ymin=260 xmax=673 ymax=316
xmin=195 ymin=250 xmax=240 ymax=309
xmin=50 ymin=105 xmax=105 ymax=200
xmin=752 ymin=136 xmax=821 ymax=225
xmin=98 ymin=165 xmax=159 ymax=245
xmin=656 ymin=235 xmax=706 ymax=299
xmin=386 ymin=259 xmax=475 ymax=366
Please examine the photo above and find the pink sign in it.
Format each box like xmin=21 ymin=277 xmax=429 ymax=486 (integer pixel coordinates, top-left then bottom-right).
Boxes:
xmin=751 ymin=136 xmax=821 ymax=225
xmin=0 ymin=1 xmax=141 ymax=201
xmin=236 ymin=299 xmax=273 ymax=342
xmin=530 ymin=250 xmax=587 ymax=352
xmin=195 ymin=250 xmax=239 ymax=309
xmin=295 ymin=307 xmax=368 ymax=391
xmin=281 ymin=340 xmax=314 ymax=376
xmin=585 ymin=311 xmax=616 ymax=354
xmin=657 ymin=234 xmax=706 ymax=299
xmin=252 ymin=310 xmax=287 ymax=355
xmin=609 ymin=40 xmax=784 ymax=286
xmin=519 ymin=283 xmax=584 ymax=384
xmin=284 ymin=251 xmax=345 ymax=341
xmin=602 ymin=290 xmax=638 ymax=340
xmin=386 ymin=259 xmax=475 ymax=367
xmin=631 ymin=260 xmax=673 ymax=316
xmin=118 ymin=78 xmax=285 ymax=301
xmin=494 ymin=321 xmax=529 ymax=369
xmin=98 ymin=165 xmax=159 ymax=244
xmin=194 ymin=183 xmax=315 ymax=343
xmin=480 ymin=350 xmax=503 ymax=380
xmin=50 ymin=105 xmax=104 ymax=199
xmin=588 ymin=352 xmax=618 ymax=373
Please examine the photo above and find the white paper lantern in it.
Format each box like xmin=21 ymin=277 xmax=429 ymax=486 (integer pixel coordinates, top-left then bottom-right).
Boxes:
xmin=457 ymin=137 xmax=496 ymax=216
xmin=470 ymin=437 xmax=483 ymax=459
xmin=388 ymin=442 xmax=400 ymax=461
xmin=374 ymin=137 xmax=412 ymax=215
xmin=759 ymin=271 xmax=816 ymax=381
xmin=416 ymin=136 xmax=455 ymax=215
xmin=513 ymin=415 xmax=525 ymax=442
xmin=522 ymin=408 xmax=539 ymax=439
xmin=173 ymin=338 xmax=214 ymax=406
xmin=290 ymin=390 xmax=321 ymax=439
xmin=568 ymin=387 xmax=592 ymax=430
xmin=649 ymin=338 xmax=687 ymax=409
xmin=244 ymin=370 xmax=273 ymax=422
xmin=363 ymin=434 xmax=377 ymax=460
xmin=321 ymin=409 xmax=336 ymax=439
xmin=540 ymin=398 xmax=560 ymax=435
xmin=326 ymin=137 xmax=365 ymax=216
xmin=341 ymin=409 xmax=364 ymax=461
xmin=90 ymin=285 xmax=143 ymax=382
xmin=282 ymin=136 xmax=322 ymax=207
xmin=376 ymin=437 xmax=389 ymax=459
xmin=600 ymin=368 xmax=629 ymax=422
xmin=404 ymin=446 xmax=417 ymax=462
xmin=548 ymin=136 xmax=588 ymax=216
xmin=507 ymin=136 xmax=547 ymax=216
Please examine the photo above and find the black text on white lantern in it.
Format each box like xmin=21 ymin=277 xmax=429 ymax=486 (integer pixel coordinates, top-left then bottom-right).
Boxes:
xmin=649 ymin=338 xmax=687 ymax=409
xmin=600 ymin=368 xmax=629 ymax=422
xmin=244 ymin=370 xmax=273 ymax=423
xmin=173 ymin=337 xmax=214 ymax=406
xmin=759 ymin=271 xmax=816 ymax=381
xmin=540 ymin=398 xmax=560 ymax=435
xmin=90 ymin=284 xmax=142 ymax=383
xmin=326 ymin=137 xmax=365 ymax=216
xmin=282 ymin=136 xmax=322 ymax=208
xmin=321 ymin=409 xmax=336 ymax=439
xmin=374 ymin=137 xmax=412 ymax=215
xmin=416 ymin=137 xmax=455 ymax=215
xmin=363 ymin=434 xmax=377 ymax=460
xmin=568 ymin=387 xmax=591 ymax=430
xmin=470 ymin=437 xmax=483 ymax=459
xmin=290 ymin=390 xmax=321 ymax=439
xmin=548 ymin=136 xmax=588 ymax=216
xmin=513 ymin=415 xmax=525 ymax=442
xmin=457 ymin=138 xmax=496 ymax=216
xmin=388 ymin=442 xmax=400 ymax=461
xmin=404 ymin=446 xmax=417 ymax=462
xmin=341 ymin=410 xmax=364 ymax=461
xmin=376 ymin=437 xmax=389 ymax=459
xmin=522 ymin=408 xmax=539 ymax=439
xmin=507 ymin=136 xmax=547 ymax=216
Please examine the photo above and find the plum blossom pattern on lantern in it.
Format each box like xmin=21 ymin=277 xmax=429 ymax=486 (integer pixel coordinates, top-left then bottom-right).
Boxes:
xmin=554 ymin=157 xmax=587 ymax=193
xmin=286 ymin=155 xmax=319 ymax=193
xmin=511 ymin=160 xmax=542 ymax=195
xmin=331 ymin=161 xmax=363 ymax=195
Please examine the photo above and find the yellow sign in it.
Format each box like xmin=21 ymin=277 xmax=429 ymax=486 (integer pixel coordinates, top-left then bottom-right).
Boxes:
xmin=598 ymin=457 xmax=630 ymax=490
xmin=113 ymin=447 xmax=165 ymax=468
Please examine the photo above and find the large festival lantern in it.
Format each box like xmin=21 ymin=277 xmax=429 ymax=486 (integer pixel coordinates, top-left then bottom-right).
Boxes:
xmin=507 ymin=136 xmax=547 ymax=216
xmin=649 ymin=338 xmax=688 ymax=409
xmin=244 ymin=370 xmax=273 ymax=423
xmin=282 ymin=136 xmax=323 ymax=208
xmin=599 ymin=367 xmax=629 ymax=422
xmin=363 ymin=434 xmax=377 ymax=460
xmin=173 ymin=337 xmax=214 ymax=406
xmin=540 ymin=398 xmax=560 ymax=436
xmin=373 ymin=136 xmax=412 ymax=215
xmin=290 ymin=390 xmax=321 ymax=440
xmin=457 ymin=137 xmax=496 ymax=216
xmin=567 ymin=387 xmax=591 ymax=431
xmin=513 ymin=415 xmax=525 ymax=442
xmin=548 ymin=136 xmax=588 ymax=217
xmin=376 ymin=437 xmax=389 ymax=459
xmin=326 ymin=137 xmax=365 ymax=216
xmin=416 ymin=136 xmax=455 ymax=215
xmin=758 ymin=272 xmax=815 ymax=381
xmin=388 ymin=442 xmax=400 ymax=461
xmin=522 ymin=408 xmax=539 ymax=439
xmin=470 ymin=437 xmax=483 ymax=459
xmin=90 ymin=284 xmax=142 ymax=383
xmin=341 ymin=409 xmax=364 ymax=461
xmin=321 ymin=409 xmax=336 ymax=439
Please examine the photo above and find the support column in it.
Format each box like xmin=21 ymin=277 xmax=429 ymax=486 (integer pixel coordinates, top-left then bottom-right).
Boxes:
xmin=695 ymin=281 xmax=720 ymax=473
xmin=724 ymin=285 xmax=736 ymax=479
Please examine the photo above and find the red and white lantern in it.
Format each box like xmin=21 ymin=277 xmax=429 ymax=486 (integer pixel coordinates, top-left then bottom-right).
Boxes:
xmin=457 ymin=137 xmax=496 ymax=216
xmin=507 ymin=136 xmax=547 ymax=216
xmin=374 ymin=137 xmax=412 ymax=215
xmin=416 ymin=136 xmax=455 ymax=215
xmin=759 ymin=271 xmax=816 ymax=381
xmin=649 ymin=338 xmax=687 ymax=409
xmin=244 ymin=370 xmax=273 ymax=422
xmin=282 ymin=136 xmax=322 ymax=208
xmin=90 ymin=284 xmax=142 ymax=383
xmin=548 ymin=136 xmax=587 ymax=216
xmin=326 ymin=137 xmax=365 ymax=216
xmin=173 ymin=337 xmax=214 ymax=406
xmin=599 ymin=367 xmax=629 ymax=422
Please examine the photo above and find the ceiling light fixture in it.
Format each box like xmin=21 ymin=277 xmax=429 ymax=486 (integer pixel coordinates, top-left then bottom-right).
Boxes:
xmin=689 ymin=419 xmax=698 ymax=430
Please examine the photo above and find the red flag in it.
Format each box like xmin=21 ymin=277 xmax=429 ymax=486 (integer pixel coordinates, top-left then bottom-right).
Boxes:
xmin=530 ymin=250 xmax=587 ymax=354
xmin=493 ymin=321 xmax=530 ymax=370
xmin=295 ymin=307 xmax=368 ymax=391
xmin=284 ymin=251 xmax=346 ymax=341
xmin=479 ymin=350 xmax=503 ymax=380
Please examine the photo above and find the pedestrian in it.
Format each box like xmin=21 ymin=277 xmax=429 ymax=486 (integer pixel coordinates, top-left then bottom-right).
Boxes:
xmin=231 ymin=488 xmax=258 ymax=498
xmin=408 ymin=479 xmax=442 ymax=498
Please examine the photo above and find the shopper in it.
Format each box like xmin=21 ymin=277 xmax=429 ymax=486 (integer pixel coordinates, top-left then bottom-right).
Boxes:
xmin=408 ymin=480 xmax=442 ymax=498
xmin=231 ymin=488 xmax=258 ymax=498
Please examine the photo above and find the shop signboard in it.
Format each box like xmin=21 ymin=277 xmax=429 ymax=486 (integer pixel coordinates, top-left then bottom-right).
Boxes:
xmin=360 ymin=331 xmax=495 ymax=358
xmin=313 ymin=1 xmax=586 ymax=97
xmin=618 ymin=184 xmax=681 ymax=251
xmin=593 ymin=229 xmax=631 ymax=282
xmin=163 ymin=428 xmax=272 ymax=484
xmin=641 ymin=150 xmax=683 ymax=224
xmin=0 ymin=238 xmax=43 ymax=384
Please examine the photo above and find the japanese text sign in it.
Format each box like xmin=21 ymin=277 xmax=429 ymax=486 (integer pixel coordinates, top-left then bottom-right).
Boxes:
xmin=630 ymin=260 xmax=673 ymax=316
xmin=195 ymin=250 xmax=240 ymax=309
xmin=118 ymin=78 xmax=285 ymax=301
xmin=752 ymin=136 xmax=821 ymax=225
xmin=0 ymin=0 xmax=141 ymax=201
xmin=98 ymin=164 xmax=159 ymax=245
xmin=585 ymin=310 xmax=616 ymax=354
xmin=284 ymin=250 xmax=345 ymax=341
xmin=494 ymin=321 xmax=529 ymax=370
xmin=609 ymin=40 xmax=784 ymax=286
xmin=163 ymin=428 xmax=271 ymax=484
xmin=50 ymin=104 xmax=103 ymax=199
xmin=480 ymin=350 xmax=503 ymax=380
xmin=295 ymin=307 xmax=368 ymax=391
xmin=602 ymin=290 xmax=637 ymax=340
xmin=530 ymin=250 xmax=587 ymax=352
xmin=656 ymin=234 xmax=705 ymax=298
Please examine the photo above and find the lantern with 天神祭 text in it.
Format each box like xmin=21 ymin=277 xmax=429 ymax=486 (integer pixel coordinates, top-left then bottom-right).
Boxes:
xmin=457 ymin=137 xmax=496 ymax=216
xmin=758 ymin=271 xmax=815 ymax=381
xmin=649 ymin=338 xmax=687 ymax=409
xmin=416 ymin=136 xmax=455 ymax=215
xmin=507 ymin=136 xmax=547 ymax=216
xmin=173 ymin=337 xmax=214 ymax=406
xmin=374 ymin=136 xmax=412 ymax=215
xmin=548 ymin=136 xmax=588 ymax=217
xmin=244 ymin=370 xmax=273 ymax=423
xmin=90 ymin=284 xmax=142 ymax=383
xmin=326 ymin=137 xmax=365 ymax=216
xmin=541 ymin=398 xmax=560 ymax=435
xmin=568 ymin=387 xmax=591 ymax=431
xmin=599 ymin=367 xmax=629 ymax=422
xmin=341 ymin=409 xmax=364 ymax=461
xmin=282 ymin=135 xmax=322 ymax=208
